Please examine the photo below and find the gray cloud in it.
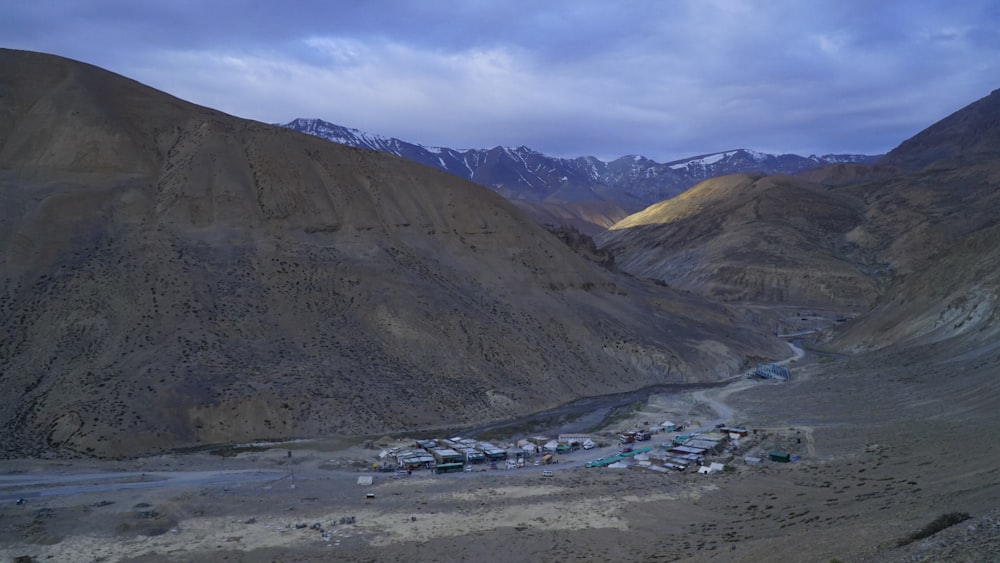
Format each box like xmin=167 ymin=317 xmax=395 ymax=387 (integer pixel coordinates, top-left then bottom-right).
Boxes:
xmin=4 ymin=0 xmax=999 ymax=161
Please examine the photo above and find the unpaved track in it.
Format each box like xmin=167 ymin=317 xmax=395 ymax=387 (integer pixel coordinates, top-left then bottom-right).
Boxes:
xmin=0 ymin=469 xmax=288 ymax=502
xmin=691 ymin=339 xmax=804 ymax=428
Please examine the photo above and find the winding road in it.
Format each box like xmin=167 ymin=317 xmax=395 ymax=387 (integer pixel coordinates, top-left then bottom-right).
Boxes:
xmin=692 ymin=339 xmax=805 ymax=429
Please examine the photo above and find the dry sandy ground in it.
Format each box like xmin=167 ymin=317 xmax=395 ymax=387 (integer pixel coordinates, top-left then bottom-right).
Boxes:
xmin=3 ymin=341 xmax=1000 ymax=562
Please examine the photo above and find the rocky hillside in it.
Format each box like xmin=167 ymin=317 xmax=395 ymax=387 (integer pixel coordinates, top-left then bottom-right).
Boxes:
xmin=0 ymin=49 xmax=787 ymax=458
xmin=827 ymin=157 xmax=1000 ymax=353
xmin=599 ymin=87 xmax=1000 ymax=354
xmin=596 ymin=174 xmax=882 ymax=310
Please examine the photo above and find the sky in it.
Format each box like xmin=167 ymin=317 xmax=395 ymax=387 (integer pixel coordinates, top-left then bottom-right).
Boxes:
xmin=5 ymin=1 xmax=1000 ymax=162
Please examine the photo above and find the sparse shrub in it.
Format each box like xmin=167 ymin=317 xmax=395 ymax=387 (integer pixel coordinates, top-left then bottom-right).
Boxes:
xmin=897 ymin=512 xmax=971 ymax=546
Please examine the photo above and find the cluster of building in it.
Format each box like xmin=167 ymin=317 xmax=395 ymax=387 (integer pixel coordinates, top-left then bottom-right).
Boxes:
xmin=588 ymin=425 xmax=750 ymax=474
xmin=663 ymin=426 xmax=747 ymax=471
xmin=379 ymin=433 xmax=596 ymax=474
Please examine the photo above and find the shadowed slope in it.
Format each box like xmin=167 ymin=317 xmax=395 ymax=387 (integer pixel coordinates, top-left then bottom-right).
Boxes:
xmin=880 ymin=88 xmax=1000 ymax=171
xmin=0 ymin=50 xmax=786 ymax=458
xmin=824 ymin=160 xmax=1000 ymax=352
xmin=815 ymin=87 xmax=1000 ymax=352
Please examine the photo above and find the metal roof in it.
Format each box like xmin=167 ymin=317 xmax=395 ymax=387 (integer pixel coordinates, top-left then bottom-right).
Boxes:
xmin=752 ymin=364 xmax=790 ymax=380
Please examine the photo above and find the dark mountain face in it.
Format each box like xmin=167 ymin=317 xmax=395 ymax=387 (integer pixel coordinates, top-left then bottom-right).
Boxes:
xmin=880 ymin=89 xmax=1000 ymax=171
xmin=281 ymin=119 xmax=880 ymax=216
xmin=0 ymin=49 xmax=787 ymax=458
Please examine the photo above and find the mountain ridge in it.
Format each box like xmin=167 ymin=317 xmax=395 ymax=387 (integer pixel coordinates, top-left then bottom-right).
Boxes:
xmin=281 ymin=118 xmax=880 ymax=217
xmin=599 ymin=86 xmax=1000 ymax=355
xmin=0 ymin=48 xmax=786 ymax=458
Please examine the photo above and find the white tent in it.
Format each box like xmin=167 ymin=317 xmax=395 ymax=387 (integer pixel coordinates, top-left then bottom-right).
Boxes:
xmin=698 ymin=462 xmax=726 ymax=475
xmin=517 ymin=440 xmax=538 ymax=453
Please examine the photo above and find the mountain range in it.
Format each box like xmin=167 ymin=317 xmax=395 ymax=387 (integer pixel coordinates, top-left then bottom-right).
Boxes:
xmin=281 ymin=118 xmax=879 ymax=232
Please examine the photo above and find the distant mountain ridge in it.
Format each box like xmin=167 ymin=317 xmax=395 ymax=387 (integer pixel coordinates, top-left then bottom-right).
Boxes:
xmin=282 ymin=118 xmax=880 ymax=210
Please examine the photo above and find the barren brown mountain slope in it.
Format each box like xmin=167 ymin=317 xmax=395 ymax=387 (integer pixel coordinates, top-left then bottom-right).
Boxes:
xmin=810 ymin=89 xmax=1000 ymax=353
xmin=0 ymin=50 xmax=788 ymax=458
xmin=598 ymin=86 xmax=1000 ymax=357
xmin=880 ymin=88 xmax=1000 ymax=171
xmin=509 ymin=199 xmax=630 ymax=236
xmin=821 ymin=159 xmax=1000 ymax=352
xmin=794 ymin=161 xmax=903 ymax=187
xmin=596 ymin=173 xmax=882 ymax=310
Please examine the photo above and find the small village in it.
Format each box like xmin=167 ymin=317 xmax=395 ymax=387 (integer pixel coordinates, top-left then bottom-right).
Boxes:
xmin=364 ymin=417 xmax=801 ymax=482
xmin=358 ymin=361 xmax=801 ymax=482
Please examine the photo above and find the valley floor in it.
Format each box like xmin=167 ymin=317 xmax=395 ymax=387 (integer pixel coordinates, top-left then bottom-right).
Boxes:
xmin=2 ymin=339 xmax=999 ymax=562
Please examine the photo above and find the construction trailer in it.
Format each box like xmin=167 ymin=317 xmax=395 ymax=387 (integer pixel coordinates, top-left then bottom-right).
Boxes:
xmin=686 ymin=439 xmax=725 ymax=454
xmin=718 ymin=426 xmax=749 ymax=437
xmin=462 ymin=448 xmax=487 ymax=464
xmin=435 ymin=463 xmax=465 ymax=474
xmin=398 ymin=450 xmax=436 ymax=469
xmin=671 ymin=434 xmax=693 ymax=446
xmin=668 ymin=445 xmax=707 ymax=457
xmin=479 ymin=444 xmax=507 ymax=462
xmin=558 ymin=433 xmax=592 ymax=445
xmin=587 ymin=455 xmax=626 ymax=468
xmin=769 ymin=451 xmax=792 ymax=463
xmin=431 ymin=448 xmax=465 ymax=465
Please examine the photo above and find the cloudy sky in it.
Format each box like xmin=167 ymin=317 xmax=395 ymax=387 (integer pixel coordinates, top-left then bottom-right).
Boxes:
xmin=6 ymin=1 xmax=1000 ymax=162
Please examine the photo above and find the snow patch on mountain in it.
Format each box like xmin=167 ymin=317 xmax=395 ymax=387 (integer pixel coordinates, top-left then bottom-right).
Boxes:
xmin=668 ymin=151 xmax=737 ymax=170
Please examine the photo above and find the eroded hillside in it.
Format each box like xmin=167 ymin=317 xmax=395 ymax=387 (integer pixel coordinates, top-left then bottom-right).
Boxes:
xmin=598 ymin=87 xmax=1000 ymax=357
xmin=0 ymin=50 xmax=787 ymax=458
xmin=597 ymin=174 xmax=883 ymax=310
